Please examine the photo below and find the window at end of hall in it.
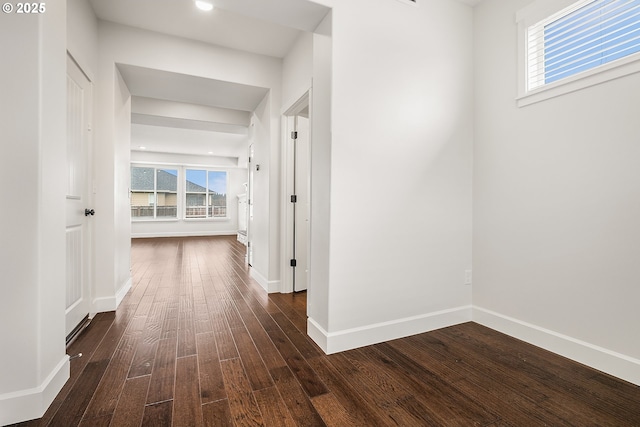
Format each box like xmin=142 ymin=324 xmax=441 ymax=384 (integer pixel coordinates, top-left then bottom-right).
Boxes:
xmin=185 ymin=169 xmax=228 ymax=219
xmin=518 ymin=0 xmax=640 ymax=104
xmin=131 ymin=167 xmax=178 ymax=219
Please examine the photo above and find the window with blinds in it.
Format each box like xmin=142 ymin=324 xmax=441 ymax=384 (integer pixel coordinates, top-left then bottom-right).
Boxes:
xmin=526 ymin=0 xmax=640 ymax=91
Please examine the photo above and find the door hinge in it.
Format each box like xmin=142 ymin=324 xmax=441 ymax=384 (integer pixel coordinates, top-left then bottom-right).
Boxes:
xmin=290 ymin=259 xmax=297 ymax=267
xmin=290 ymin=195 xmax=297 ymax=203
xmin=291 ymin=131 xmax=298 ymax=140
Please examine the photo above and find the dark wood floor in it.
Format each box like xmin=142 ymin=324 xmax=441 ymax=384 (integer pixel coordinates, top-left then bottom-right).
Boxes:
xmin=13 ymin=236 xmax=640 ymax=426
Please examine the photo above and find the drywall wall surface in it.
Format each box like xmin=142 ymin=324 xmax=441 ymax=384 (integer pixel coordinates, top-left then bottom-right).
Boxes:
xmin=473 ymin=0 xmax=640 ymax=383
xmin=282 ymin=31 xmax=313 ymax=110
xmin=309 ymin=0 xmax=474 ymax=349
xmin=0 ymin=4 xmax=69 ymax=424
xmin=307 ymin=10 xmax=332 ymax=336
xmin=67 ymin=0 xmax=98 ymax=78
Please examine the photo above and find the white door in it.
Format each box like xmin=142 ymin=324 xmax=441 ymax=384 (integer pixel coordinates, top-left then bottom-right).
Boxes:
xmin=65 ymin=55 xmax=93 ymax=340
xmin=247 ymin=143 xmax=255 ymax=266
xmin=292 ymin=113 xmax=310 ymax=292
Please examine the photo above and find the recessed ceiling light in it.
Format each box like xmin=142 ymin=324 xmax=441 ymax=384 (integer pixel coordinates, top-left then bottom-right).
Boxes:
xmin=139 ymin=146 xmax=147 ymax=150
xmin=207 ymin=151 xmax=214 ymax=154
xmin=195 ymin=1 xmax=214 ymax=11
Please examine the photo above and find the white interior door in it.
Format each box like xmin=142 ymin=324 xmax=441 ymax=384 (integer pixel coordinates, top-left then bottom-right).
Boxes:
xmin=292 ymin=113 xmax=310 ymax=292
xmin=65 ymin=55 xmax=93 ymax=340
xmin=247 ymin=143 xmax=255 ymax=266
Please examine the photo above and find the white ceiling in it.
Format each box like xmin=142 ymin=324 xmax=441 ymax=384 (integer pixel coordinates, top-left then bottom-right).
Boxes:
xmin=89 ymin=0 xmax=330 ymax=58
xmin=89 ymin=0 xmax=331 ymax=158
xmin=131 ymin=124 xmax=249 ymax=158
xmin=91 ymin=0 xmax=480 ymax=157
xmin=117 ymin=64 xmax=270 ymax=112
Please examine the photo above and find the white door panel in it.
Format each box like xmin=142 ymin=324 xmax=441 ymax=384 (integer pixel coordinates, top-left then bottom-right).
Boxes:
xmin=65 ymin=55 xmax=92 ymax=339
xmin=293 ymin=115 xmax=310 ymax=292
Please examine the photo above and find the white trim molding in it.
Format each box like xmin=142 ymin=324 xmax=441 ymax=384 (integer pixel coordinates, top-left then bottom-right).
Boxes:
xmin=115 ymin=277 xmax=132 ymax=308
xmin=131 ymin=231 xmax=237 ymax=239
xmin=473 ymin=306 xmax=640 ymax=386
xmin=91 ymin=277 xmax=132 ymax=315
xmin=0 ymin=356 xmax=70 ymax=426
xmin=249 ymin=267 xmax=281 ymax=293
xmin=308 ymin=306 xmax=473 ymax=354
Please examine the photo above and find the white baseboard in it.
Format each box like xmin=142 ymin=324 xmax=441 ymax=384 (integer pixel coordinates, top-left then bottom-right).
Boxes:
xmin=0 ymin=355 xmax=70 ymax=426
xmin=308 ymin=305 xmax=473 ymax=354
xmin=249 ymin=267 xmax=281 ymax=293
xmin=115 ymin=277 xmax=132 ymax=308
xmin=131 ymin=231 xmax=236 ymax=239
xmin=473 ymin=306 xmax=640 ymax=386
xmin=92 ymin=277 xmax=132 ymax=315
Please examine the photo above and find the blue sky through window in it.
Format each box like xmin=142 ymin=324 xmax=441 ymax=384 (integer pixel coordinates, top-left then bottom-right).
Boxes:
xmin=544 ymin=0 xmax=640 ymax=84
xmin=186 ymin=169 xmax=226 ymax=194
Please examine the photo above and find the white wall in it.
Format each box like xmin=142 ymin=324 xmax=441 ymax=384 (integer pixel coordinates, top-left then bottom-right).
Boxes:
xmin=307 ymin=11 xmax=333 ymax=343
xmin=473 ymin=0 xmax=640 ymax=385
xmin=307 ymin=0 xmax=474 ymax=352
xmin=282 ymin=31 xmax=313 ymax=109
xmin=96 ymin=20 xmax=283 ymax=304
xmin=0 ymin=4 xmax=69 ymax=425
xmin=67 ymin=0 xmax=98 ymax=78
xmin=250 ymin=94 xmax=277 ymax=290
xmin=114 ymin=68 xmax=132 ymax=304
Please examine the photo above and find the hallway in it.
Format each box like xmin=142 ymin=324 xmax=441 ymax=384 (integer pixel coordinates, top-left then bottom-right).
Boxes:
xmin=13 ymin=236 xmax=640 ymax=426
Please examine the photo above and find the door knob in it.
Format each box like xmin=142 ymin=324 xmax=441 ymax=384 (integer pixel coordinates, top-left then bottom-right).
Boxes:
xmin=85 ymin=209 xmax=95 ymax=216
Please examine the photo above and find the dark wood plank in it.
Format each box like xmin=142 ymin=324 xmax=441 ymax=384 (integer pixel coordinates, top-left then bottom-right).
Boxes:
xmin=173 ymin=355 xmax=204 ymax=427
xmin=228 ymin=292 xmax=288 ymax=371
xmin=271 ymin=311 xmax=322 ymax=359
xmin=324 ymin=351 xmax=443 ymax=426
xmin=77 ymin=414 xmax=112 ymax=427
xmin=219 ymin=358 xmax=265 ymax=427
xmin=385 ymin=338 xmax=568 ymax=425
xmin=202 ymin=400 xmax=234 ymax=427
xmin=453 ymin=322 xmax=640 ymax=424
xmin=230 ymin=326 xmax=273 ymax=391
xmin=108 ymin=375 xmax=151 ymax=427
xmin=253 ymin=386 xmax=298 ymax=427
xmin=196 ymin=332 xmax=227 ymax=404
xmin=306 ymin=356 xmax=389 ymax=427
xmin=47 ymin=360 xmax=109 ymax=427
xmin=359 ymin=343 xmax=500 ymax=425
xmin=141 ymin=401 xmax=172 ymax=427
xmin=268 ymin=366 xmax=326 ymax=427
xmin=146 ymin=337 xmax=177 ymax=405
xmin=431 ymin=326 xmax=628 ymax=426
xmin=83 ymin=329 xmax=141 ymax=418
xmin=265 ymin=326 xmax=328 ymax=398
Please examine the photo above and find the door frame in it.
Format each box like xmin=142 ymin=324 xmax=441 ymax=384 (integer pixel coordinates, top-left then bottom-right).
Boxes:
xmin=281 ymin=90 xmax=311 ymax=294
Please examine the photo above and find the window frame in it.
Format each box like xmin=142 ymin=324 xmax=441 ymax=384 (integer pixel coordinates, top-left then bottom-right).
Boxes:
xmin=517 ymin=0 xmax=640 ymax=106
xmin=130 ymin=165 xmax=179 ymax=222
xmin=184 ymin=168 xmax=229 ymax=221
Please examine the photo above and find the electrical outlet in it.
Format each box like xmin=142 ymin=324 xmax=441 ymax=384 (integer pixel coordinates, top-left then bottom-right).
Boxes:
xmin=464 ymin=269 xmax=472 ymax=285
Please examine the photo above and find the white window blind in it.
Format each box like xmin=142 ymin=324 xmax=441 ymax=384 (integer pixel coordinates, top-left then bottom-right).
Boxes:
xmin=527 ymin=0 xmax=640 ymax=91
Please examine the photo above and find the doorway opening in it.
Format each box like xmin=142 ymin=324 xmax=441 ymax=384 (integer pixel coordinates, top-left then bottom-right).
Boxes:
xmin=283 ymin=92 xmax=311 ymax=293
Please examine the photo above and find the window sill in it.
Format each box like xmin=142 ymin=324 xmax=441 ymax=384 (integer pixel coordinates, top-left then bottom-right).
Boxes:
xmin=132 ymin=218 xmax=179 ymax=223
xmin=184 ymin=217 xmax=230 ymax=222
xmin=517 ymin=52 xmax=640 ymax=108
